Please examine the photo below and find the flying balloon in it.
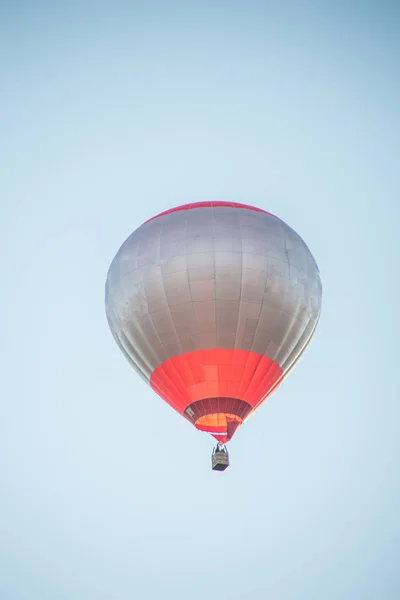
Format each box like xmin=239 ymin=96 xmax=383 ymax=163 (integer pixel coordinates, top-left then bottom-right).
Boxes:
xmin=105 ymin=201 xmax=322 ymax=470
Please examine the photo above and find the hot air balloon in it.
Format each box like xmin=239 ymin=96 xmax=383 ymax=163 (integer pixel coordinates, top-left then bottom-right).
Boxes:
xmin=105 ymin=201 xmax=322 ymax=470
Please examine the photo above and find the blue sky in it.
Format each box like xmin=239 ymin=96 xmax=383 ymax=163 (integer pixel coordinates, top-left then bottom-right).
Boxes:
xmin=1 ymin=2 xmax=399 ymax=599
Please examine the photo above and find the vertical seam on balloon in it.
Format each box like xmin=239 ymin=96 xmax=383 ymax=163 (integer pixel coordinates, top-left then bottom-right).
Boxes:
xmin=145 ymin=220 xmax=169 ymax=362
xmin=121 ymin=227 xmax=155 ymax=378
xmin=240 ymin=350 xmax=264 ymax=400
xmin=278 ymin=269 xmax=321 ymax=371
xmin=237 ymin=236 xmax=272 ymax=401
xmin=201 ymin=203 xmax=217 ymax=424
xmin=273 ymin=245 xmax=301 ymax=365
xmin=246 ymin=280 xmax=267 ymax=397
xmin=201 ymin=205 xmax=215 ymax=409
xmin=146 ymin=220 xmax=190 ymax=408
xmin=113 ymin=329 xmax=150 ymax=383
xmin=185 ymin=205 xmax=197 ymax=357
xmin=247 ymin=359 xmax=280 ymax=411
xmin=233 ymin=210 xmax=244 ymax=351
xmin=158 ymin=233 xmax=185 ymax=359
xmin=276 ymin=242 xmax=314 ymax=367
xmin=120 ymin=323 xmax=155 ymax=380
xmin=282 ymin=313 xmax=317 ymax=376
xmin=188 ymin=210 xmax=211 ymax=422
xmin=110 ymin=279 xmax=157 ymax=380
xmin=182 ymin=211 xmax=199 ymax=393
xmin=277 ymin=312 xmax=307 ymax=370
xmin=276 ymin=238 xmax=304 ymax=365
xmin=211 ymin=202 xmax=217 ymax=351
xmin=156 ymin=360 xmax=188 ymax=410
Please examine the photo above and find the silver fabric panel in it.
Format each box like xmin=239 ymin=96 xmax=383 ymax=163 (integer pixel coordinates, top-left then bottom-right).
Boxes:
xmin=105 ymin=207 xmax=322 ymax=382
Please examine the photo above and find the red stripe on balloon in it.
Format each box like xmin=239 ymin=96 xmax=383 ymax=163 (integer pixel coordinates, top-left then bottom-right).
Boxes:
xmin=150 ymin=348 xmax=283 ymax=419
xmin=144 ymin=201 xmax=275 ymax=224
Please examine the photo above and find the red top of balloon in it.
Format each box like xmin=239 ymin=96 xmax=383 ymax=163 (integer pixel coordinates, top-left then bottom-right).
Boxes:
xmin=144 ymin=201 xmax=275 ymax=224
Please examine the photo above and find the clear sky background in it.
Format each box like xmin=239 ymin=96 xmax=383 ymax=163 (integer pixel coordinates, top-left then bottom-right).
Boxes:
xmin=1 ymin=1 xmax=399 ymax=599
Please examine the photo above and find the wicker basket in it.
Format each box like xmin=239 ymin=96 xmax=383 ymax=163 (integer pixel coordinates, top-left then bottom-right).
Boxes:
xmin=212 ymin=451 xmax=229 ymax=471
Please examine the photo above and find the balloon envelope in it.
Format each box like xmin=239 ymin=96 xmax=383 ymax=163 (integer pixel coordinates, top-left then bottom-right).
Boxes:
xmin=105 ymin=201 xmax=322 ymax=443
